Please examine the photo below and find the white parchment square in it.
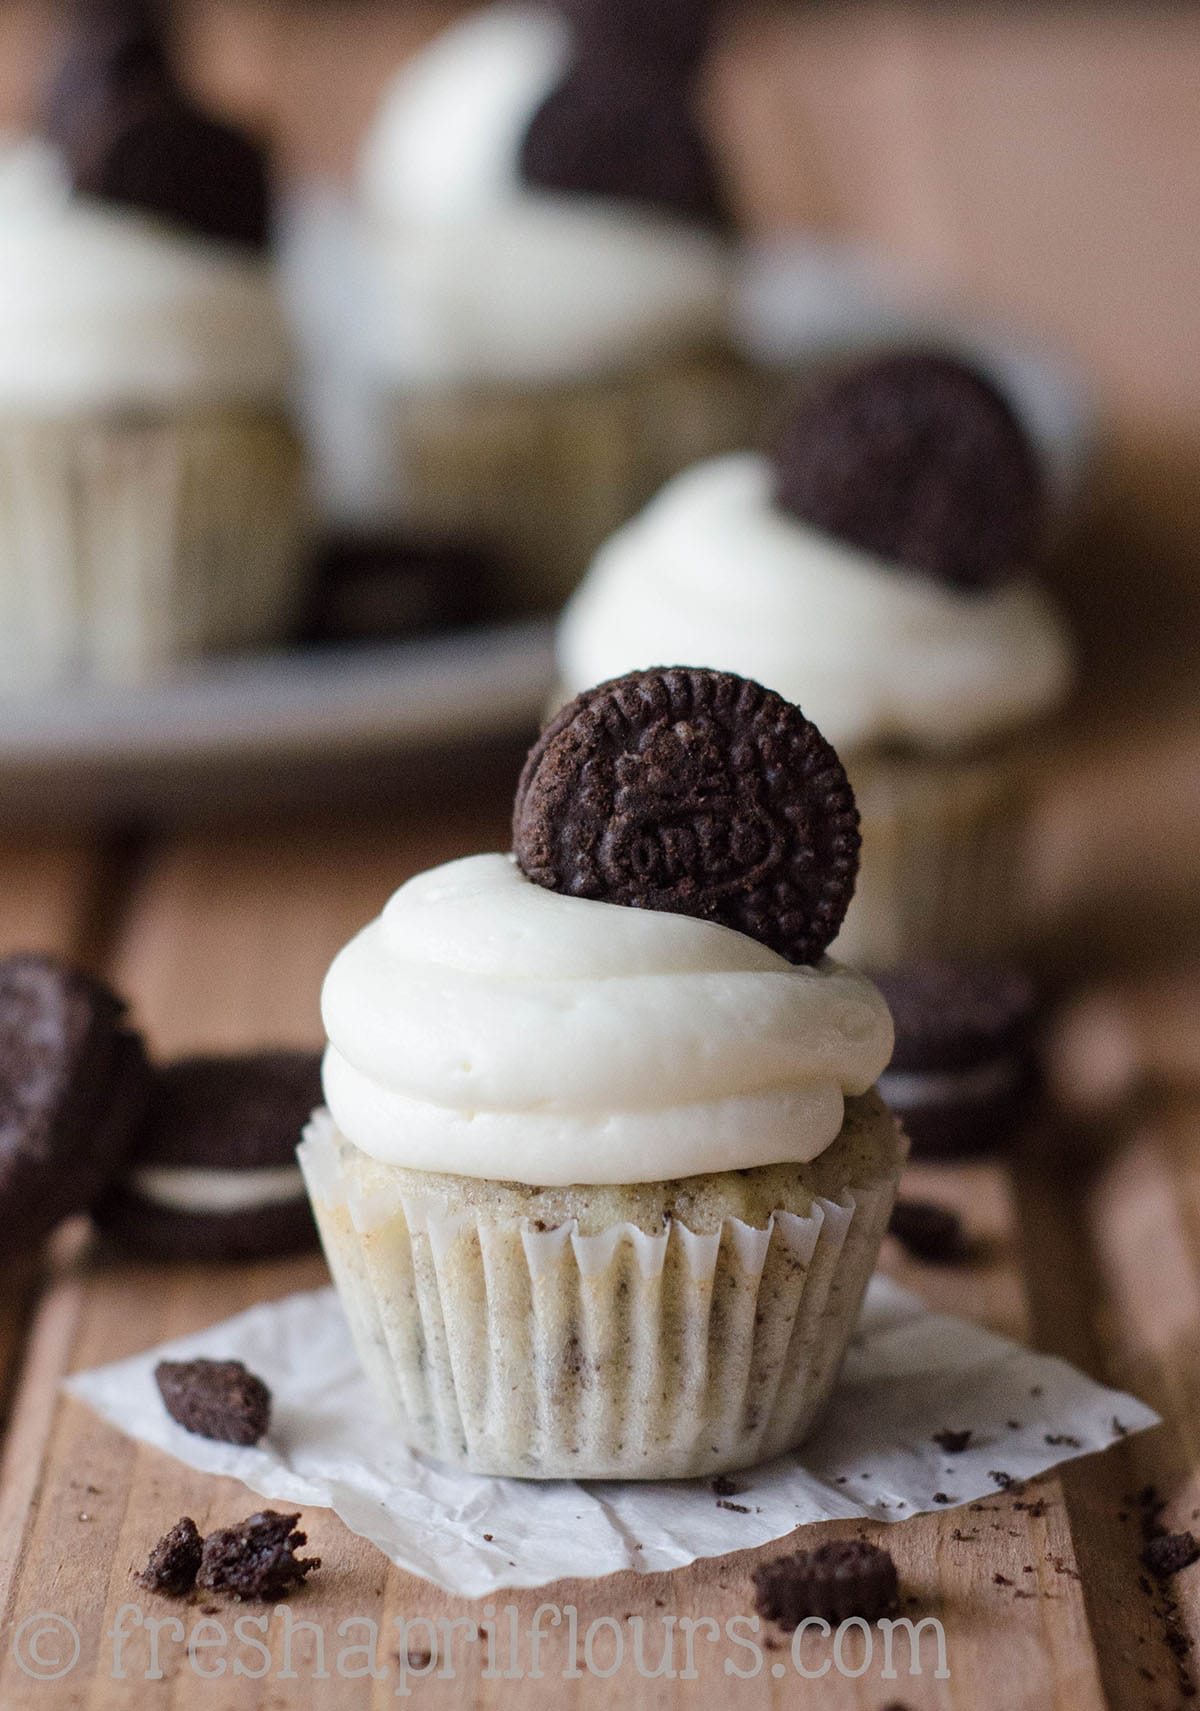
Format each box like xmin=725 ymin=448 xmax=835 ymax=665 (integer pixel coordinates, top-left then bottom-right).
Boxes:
xmin=67 ymin=1277 xmax=1157 ymax=1597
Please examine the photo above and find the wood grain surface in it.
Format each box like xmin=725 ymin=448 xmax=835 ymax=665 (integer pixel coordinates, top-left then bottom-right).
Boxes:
xmin=0 ymin=807 xmax=1194 ymax=1709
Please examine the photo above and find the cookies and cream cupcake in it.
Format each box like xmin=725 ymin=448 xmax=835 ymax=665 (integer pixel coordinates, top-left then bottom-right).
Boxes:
xmin=353 ymin=1 xmax=763 ymax=613
xmin=0 ymin=1 xmax=305 ymax=691
xmin=301 ymin=668 xmax=903 ymax=1479
xmin=558 ymin=352 xmax=1076 ymax=964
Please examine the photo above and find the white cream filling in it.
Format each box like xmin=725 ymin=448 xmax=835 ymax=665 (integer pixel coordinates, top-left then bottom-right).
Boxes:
xmin=878 ymin=1057 xmax=1025 ymax=1110
xmin=127 ymin=1164 xmax=307 ymax=1215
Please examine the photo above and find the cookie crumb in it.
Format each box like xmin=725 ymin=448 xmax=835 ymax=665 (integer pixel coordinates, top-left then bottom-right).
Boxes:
xmin=155 ymin=1359 xmax=271 ymax=1447
xmin=196 ymin=1511 xmax=319 ymax=1601
xmin=752 ymin=1540 xmax=899 ymax=1627
xmin=933 ymin=1428 xmax=972 ymax=1454
xmin=1143 ymin=1533 xmax=1200 ymax=1580
xmin=138 ymin=1517 xmax=203 ymax=1597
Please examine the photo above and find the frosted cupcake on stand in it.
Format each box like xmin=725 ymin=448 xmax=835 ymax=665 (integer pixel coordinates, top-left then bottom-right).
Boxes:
xmin=557 ymin=353 xmax=1075 ymax=966
xmin=0 ymin=1 xmax=305 ymax=691
xmin=301 ymin=667 xmax=902 ymax=1479
xmin=353 ymin=0 xmax=763 ymax=614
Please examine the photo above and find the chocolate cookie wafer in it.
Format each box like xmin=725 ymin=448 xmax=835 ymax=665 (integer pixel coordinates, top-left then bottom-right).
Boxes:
xmin=774 ymin=351 xmax=1044 ymax=592
xmin=0 ymin=953 xmax=150 ymax=1248
xmin=514 ymin=667 xmax=860 ymax=964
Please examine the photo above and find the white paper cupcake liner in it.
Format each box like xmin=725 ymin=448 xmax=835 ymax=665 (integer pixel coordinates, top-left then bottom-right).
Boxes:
xmin=0 ymin=410 xmax=307 ymax=690
xmin=834 ymin=745 xmax=1032 ymax=967
xmin=379 ymin=351 xmax=768 ymax=615
xmin=299 ymin=1110 xmax=901 ymax=1480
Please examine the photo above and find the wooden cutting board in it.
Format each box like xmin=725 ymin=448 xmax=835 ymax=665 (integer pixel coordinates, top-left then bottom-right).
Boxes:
xmin=0 ymin=806 xmax=1194 ymax=1710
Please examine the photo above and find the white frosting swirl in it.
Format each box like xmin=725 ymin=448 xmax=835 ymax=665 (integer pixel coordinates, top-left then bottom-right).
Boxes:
xmin=558 ymin=453 xmax=1075 ymax=753
xmin=356 ymin=5 xmax=733 ymax=386
xmin=0 ymin=137 xmax=290 ymax=413
xmin=321 ymin=853 xmax=893 ymax=1186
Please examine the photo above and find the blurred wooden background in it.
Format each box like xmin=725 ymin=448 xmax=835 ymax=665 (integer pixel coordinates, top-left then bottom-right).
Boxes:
xmin=1 ymin=0 xmax=1198 ymax=985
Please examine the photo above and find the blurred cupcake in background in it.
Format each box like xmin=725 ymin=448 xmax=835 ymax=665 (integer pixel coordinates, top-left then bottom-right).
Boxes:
xmin=557 ymin=351 xmax=1076 ymax=965
xmin=351 ymin=0 xmax=765 ymax=615
xmin=0 ymin=0 xmax=306 ymax=692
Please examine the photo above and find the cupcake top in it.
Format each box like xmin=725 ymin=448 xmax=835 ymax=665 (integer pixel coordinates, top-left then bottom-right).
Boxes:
xmin=355 ymin=4 xmax=733 ymax=386
xmin=0 ymin=3 xmax=288 ymax=413
xmin=559 ymin=353 xmax=1075 ymax=753
xmin=322 ymin=669 xmax=893 ymax=1186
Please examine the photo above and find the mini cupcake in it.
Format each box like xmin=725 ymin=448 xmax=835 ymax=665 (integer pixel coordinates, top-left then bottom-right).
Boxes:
xmin=0 ymin=1 xmax=305 ymax=691
xmin=301 ymin=667 xmax=902 ymax=1479
xmin=351 ymin=2 xmax=763 ymax=614
xmin=557 ymin=352 xmax=1075 ymax=965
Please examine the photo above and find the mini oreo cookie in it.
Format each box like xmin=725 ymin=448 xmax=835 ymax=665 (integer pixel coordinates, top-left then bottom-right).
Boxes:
xmin=94 ymin=1052 xmax=322 ymax=1262
xmin=302 ymin=531 xmax=495 ymax=642
xmin=550 ymin=0 xmax=720 ymax=69
xmin=519 ymin=62 xmax=729 ymax=228
xmin=774 ymin=352 xmax=1044 ymax=592
xmin=752 ymin=1539 xmax=899 ymax=1627
xmin=72 ymin=100 xmax=272 ymax=252
xmin=45 ymin=0 xmax=272 ymax=251
xmin=513 ymin=668 xmax=860 ymax=964
xmin=875 ymin=961 xmax=1039 ymax=1158
xmin=0 ymin=954 xmax=150 ymax=1248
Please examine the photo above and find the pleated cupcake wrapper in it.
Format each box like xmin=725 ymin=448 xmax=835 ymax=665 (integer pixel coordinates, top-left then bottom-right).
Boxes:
xmin=299 ymin=1111 xmax=899 ymax=1480
xmin=834 ymin=744 xmax=1034 ymax=967
xmin=0 ymin=411 xmax=307 ymax=689
xmin=379 ymin=350 xmax=769 ymax=615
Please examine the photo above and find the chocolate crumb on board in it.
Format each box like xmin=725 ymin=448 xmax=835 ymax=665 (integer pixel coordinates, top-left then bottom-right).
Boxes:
xmin=196 ymin=1512 xmax=320 ymax=1601
xmin=887 ymin=1199 xmax=970 ymax=1263
xmin=138 ymin=1518 xmax=203 ymax=1597
xmin=1144 ymin=1532 xmax=1200 ymax=1579
xmin=1044 ymin=1432 xmax=1082 ymax=1448
xmin=717 ymin=1499 xmax=751 ymax=1514
xmin=753 ymin=1539 xmax=899 ymax=1627
xmin=994 ymin=1572 xmax=1014 ymax=1586
xmin=1129 ymin=1481 xmax=1199 ymax=1702
xmin=711 ymin=1474 xmax=743 ymax=1498
xmin=155 ymin=1358 xmax=271 ymax=1447
xmin=932 ymin=1493 xmax=952 ymax=1505
xmin=990 ymin=1471 xmax=1020 ymax=1492
xmin=933 ymin=1428 xmax=973 ymax=1454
